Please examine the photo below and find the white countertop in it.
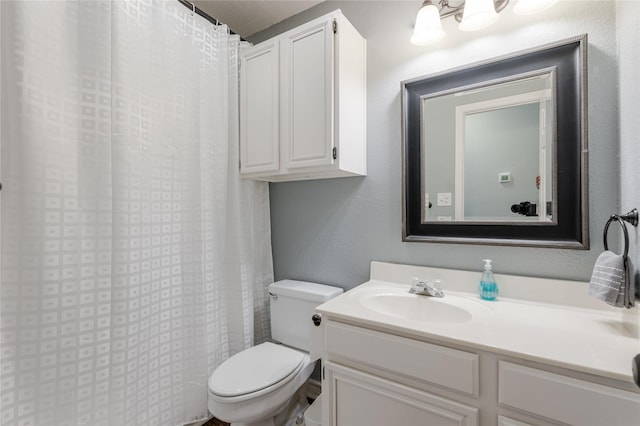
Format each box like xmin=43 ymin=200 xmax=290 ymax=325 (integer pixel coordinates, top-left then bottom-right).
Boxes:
xmin=316 ymin=262 xmax=640 ymax=384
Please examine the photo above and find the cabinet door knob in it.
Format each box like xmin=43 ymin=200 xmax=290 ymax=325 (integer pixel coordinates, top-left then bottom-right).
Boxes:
xmin=312 ymin=313 xmax=322 ymax=327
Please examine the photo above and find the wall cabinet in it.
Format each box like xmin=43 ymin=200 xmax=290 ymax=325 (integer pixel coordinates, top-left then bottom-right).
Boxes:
xmin=320 ymin=319 xmax=640 ymax=426
xmin=239 ymin=10 xmax=366 ymax=182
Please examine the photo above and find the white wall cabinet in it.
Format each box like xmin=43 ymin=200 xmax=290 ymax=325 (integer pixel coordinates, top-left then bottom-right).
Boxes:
xmin=239 ymin=10 xmax=366 ymax=182
xmin=240 ymin=40 xmax=280 ymax=174
xmin=320 ymin=318 xmax=640 ymax=426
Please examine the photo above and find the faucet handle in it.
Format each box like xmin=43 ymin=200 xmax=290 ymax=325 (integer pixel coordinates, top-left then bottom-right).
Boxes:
xmin=409 ymin=279 xmax=428 ymax=294
xmin=409 ymin=277 xmax=445 ymax=297
xmin=428 ymin=279 xmax=445 ymax=298
xmin=430 ymin=279 xmax=443 ymax=290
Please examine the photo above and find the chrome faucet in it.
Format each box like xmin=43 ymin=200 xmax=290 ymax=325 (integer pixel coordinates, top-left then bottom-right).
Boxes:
xmin=409 ymin=277 xmax=444 ymax=298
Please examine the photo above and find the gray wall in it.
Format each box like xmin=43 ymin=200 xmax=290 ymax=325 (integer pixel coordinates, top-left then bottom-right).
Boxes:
xmin=252 ymin=1 xmax=621 ymax=290
xmin=618 ymin=1 xmax=640 ymax=296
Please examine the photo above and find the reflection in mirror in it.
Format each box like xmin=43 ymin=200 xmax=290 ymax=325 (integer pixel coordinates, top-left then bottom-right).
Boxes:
xmin=422 ymin=72 xmax=555 ymax=223
xmin=402 ymin=35 xmax=588 ymax=248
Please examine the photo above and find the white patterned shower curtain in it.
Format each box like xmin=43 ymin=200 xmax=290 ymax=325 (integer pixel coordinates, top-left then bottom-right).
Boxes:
xmin=0 ymin=1 xmax=273 ymax=425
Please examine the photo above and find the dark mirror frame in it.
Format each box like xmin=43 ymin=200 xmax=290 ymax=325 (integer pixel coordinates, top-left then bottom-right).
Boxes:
xmin=402 ymin=35 xmax=588 ymax=249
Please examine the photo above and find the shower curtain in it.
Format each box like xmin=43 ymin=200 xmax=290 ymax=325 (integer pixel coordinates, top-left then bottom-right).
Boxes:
xmin=0 ymin=1 xmax=273 ymax=425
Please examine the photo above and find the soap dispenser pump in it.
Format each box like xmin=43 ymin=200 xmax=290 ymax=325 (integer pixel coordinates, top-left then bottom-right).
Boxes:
xmin=479 ymin=259 xmax=498 ymax=301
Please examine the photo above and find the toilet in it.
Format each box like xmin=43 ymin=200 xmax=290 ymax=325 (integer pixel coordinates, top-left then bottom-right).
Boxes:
xmin=208 ymin=280 xmax=343 ymax=426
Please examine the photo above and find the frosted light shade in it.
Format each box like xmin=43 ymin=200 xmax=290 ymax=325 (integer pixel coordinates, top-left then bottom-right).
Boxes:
xmin=459 ymin=0 xmax=499 ymax=32
xmin=514 ymin=0 xmax=559 ymax=15
xmin=411 ymin=2 xmax=445 ymax=45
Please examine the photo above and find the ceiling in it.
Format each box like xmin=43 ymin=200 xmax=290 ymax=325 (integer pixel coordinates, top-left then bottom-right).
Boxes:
xmin=192 ymin=1 xmax=325 ymax=39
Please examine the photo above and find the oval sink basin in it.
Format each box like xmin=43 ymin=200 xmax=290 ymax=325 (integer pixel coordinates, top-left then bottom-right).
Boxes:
xmin=356 ymin=290 xmax=491 ymax=324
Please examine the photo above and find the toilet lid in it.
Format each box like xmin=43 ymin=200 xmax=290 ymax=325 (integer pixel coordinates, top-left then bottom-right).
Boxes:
xmin=208 ymin=342 xmax=304 ymax=397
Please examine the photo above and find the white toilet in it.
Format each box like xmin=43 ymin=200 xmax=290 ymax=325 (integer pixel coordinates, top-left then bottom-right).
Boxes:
xmin=208 ymin=280 xmax=343 ymax=426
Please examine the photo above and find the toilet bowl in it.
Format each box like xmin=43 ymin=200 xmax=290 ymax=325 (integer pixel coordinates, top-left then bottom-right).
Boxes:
xmin=207 ymin=342 xmax=315 ymax=425
xmin=207 ymin=280 xmax=343 ymax=426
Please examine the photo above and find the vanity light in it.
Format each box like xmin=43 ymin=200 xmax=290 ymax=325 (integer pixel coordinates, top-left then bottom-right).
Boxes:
xmin=410 ymin=0 xmax=557 ymax=46
xmin=411 ymin=0 xmax=446 ymax=45
xmin=459 ymin=0 xmax=499 ymax=32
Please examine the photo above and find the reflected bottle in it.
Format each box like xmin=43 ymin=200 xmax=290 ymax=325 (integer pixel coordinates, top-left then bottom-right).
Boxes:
xmin=479 ymin=259 xmax=498 ymax=301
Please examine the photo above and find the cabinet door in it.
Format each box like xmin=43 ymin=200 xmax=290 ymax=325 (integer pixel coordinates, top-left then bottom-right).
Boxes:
xmin=280 ymin=16 xmax=335 ymax=170
xmin=324 ymin=362 xmax=478 ymax=426
xmin=239 ymin=40 xmax=280 ymax=175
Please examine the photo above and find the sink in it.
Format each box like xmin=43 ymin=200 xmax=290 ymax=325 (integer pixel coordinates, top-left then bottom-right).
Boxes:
xmin=356 ymin=288 xmax=492 ymax=324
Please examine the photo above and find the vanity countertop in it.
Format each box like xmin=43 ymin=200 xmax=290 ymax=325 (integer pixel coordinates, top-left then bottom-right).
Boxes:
xmin=316 ymin=262 xmax=640 ymax=384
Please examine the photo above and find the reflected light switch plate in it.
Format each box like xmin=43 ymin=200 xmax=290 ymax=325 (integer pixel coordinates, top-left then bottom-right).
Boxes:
xmin=437 ymin=192 xmax=452 ymax=206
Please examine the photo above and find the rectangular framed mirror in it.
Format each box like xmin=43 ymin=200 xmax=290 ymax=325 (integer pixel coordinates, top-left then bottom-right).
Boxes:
xmin=402 ymin=35 xmax=588 ymax=248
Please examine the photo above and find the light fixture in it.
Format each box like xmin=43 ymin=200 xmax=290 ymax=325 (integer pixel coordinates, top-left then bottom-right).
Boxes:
xmin=459 ymin=0 xmax=499 ymax=32
xmin=411 ymin=1 xmax=446 ymax=45
xmin=410 ymin=0 xmax=558 ymax=46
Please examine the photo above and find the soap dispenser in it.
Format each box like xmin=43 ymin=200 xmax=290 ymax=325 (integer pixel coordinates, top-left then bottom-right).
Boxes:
xmin=479 ymin=259 xmax=498 ymax=301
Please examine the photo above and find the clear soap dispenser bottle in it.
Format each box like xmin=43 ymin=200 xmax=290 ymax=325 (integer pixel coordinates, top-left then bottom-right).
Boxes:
xmin=479 ymin=259 xmax=498 ymax=301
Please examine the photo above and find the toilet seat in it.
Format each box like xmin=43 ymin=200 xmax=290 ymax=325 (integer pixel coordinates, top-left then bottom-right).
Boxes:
xmin=208 ymin=342 xmax=305 ymax=399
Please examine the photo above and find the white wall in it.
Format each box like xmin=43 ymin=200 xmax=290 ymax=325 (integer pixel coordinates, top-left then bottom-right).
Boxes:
xmin=464 ymin=103 xmax=540 ymax=219
xmin=252 ymin=1 xmax=621 ymax=289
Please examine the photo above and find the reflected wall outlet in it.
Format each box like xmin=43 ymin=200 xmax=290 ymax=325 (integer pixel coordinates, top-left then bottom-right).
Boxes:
xmin=437 ymin=192 xmax=452 ymax=207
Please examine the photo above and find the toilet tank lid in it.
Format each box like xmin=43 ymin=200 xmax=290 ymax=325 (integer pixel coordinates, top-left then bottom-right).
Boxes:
xmin=269 ymin=280 xmax=343 ymax=302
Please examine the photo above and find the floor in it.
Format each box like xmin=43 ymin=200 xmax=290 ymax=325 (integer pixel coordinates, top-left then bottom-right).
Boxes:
xmin=202 ymin=418 xmax=230 ymax=426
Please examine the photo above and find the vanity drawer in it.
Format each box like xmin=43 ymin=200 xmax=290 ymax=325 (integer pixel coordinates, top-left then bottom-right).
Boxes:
xmin=324 ymin=321 xmax=479 ymax=396
xmin=497 ymin=416 xmax=534 ymax=426
xmin=499 ymin=361 xmax=640 ymax=425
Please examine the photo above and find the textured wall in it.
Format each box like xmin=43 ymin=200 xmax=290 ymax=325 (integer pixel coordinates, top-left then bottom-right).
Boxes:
xmin=617 ymin=1 xmax=640 ymax=294
xmin=252 ymin=1 xmax=621 ymax=289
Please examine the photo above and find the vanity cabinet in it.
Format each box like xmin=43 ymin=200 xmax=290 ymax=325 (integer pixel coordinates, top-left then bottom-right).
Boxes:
xmin=499 ymin=362 xmax=640 ymax=425
xmin=319 ymin=319 xmax=640 ymax=426
xmin=321 ymin=322 xmax=479 ymax=425
xmin=324 ymin=362 xmax=478 ymax=426
xmin=239 ymin=10 xmax=366 ymax=182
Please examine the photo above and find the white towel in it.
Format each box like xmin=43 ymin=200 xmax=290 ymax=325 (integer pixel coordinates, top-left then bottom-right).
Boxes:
xmin=589 ymin=251 xmax=626 ymax=307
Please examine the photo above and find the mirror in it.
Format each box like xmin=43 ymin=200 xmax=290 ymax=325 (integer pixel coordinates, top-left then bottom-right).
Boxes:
xmin=402 ymin=35 xmax=588 ymax=248
xmin=422 ymin=70 xmax=554 ymax=222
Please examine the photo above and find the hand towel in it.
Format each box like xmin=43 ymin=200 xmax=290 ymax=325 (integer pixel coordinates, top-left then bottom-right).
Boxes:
xmin=624 ymin=257 xmax=636 ymax=308
xmin=588 ymin=250 xmax=626 ymax=307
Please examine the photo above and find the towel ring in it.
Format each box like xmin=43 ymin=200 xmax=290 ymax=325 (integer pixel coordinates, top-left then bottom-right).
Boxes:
xmin=603 ymin=215 xmax=630 ymax=259
xmin=603 ymin=208 xmax=638 ymax=259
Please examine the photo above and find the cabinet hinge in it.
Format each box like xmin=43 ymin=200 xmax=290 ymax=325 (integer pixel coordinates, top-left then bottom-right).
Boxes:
xmin=332 ymin=147 xmax=337 ymax=160
xmin=333 ymin=20 xmax=337 ymax=34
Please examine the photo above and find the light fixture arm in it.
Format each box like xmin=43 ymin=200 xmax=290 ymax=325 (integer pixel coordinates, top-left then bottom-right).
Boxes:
xmin=436 ymin=0 xmax=510 ymax=22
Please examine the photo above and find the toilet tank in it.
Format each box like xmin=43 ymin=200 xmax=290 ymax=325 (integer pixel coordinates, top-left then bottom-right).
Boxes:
xmin=269 ymin=280 xmax=343 ymax=351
